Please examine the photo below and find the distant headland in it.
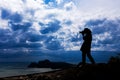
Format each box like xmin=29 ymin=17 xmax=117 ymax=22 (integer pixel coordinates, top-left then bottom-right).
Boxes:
xmin=28 ymin=59 xmax=75 ymax=69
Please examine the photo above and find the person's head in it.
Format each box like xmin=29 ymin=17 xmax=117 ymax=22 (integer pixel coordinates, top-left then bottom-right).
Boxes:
xmin=84 ymin=28 xmax=91 ymax=34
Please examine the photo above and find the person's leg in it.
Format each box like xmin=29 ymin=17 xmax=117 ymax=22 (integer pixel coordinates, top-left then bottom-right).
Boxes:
xmin=82 ymin=51 xmax=86 ymax=65
xmin=87 ymin=52 xmax=95 ymax=64
xmin=77 ymin=51 xmax=86 ymax=67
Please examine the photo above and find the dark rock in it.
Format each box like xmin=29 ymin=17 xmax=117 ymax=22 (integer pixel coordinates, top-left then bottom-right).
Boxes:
xmin=28 ymin=59 xmax=75 ymax=69
xmin=28 ymin=62 xmax=39 ymax=68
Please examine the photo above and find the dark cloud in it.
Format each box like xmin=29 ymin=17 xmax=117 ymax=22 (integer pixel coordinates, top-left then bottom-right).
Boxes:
xmin=0 ymin=17 xmax=63 ymax=51
xmin=26 ymin=33 xmax=47 ymax=42
xmin=1 ymin=9 xmax=11 ymax=19
xmin=85 ymin=18 xmax=120 ymax=35
xmin=12 ymin=43 xmax=42 ymax=49
xmin=46 ymin=40 xmax=62 ymax=50
xmin=0 ymin=29 xmax=12 ymax=44
xmin=9 ymin=13 xmax=23 ymax=23
xmin=43 ymin=0 xmax=72 ymax=8
xmin=91 ymin=19 xmax=119 ymax=34
xmin=43 ymin=36 xmax=63 ymax=50
xmin=39 ymin=22 xmax=45 ymax=26
xmin=9 ymin=21 xmax=32 ymax=31
xmin=0 ymin=42 xmax=14 ymax=49
xmin=0 ymin=20 xmax=62 ymax=50
xmin=44 ymin=0 xmax=51 ymax=4
xmin=40 ymin=19 xmax=61 ymax=34
xmin=0 ymin=23 xmax=41 ymax=49
xmin=85 ymin=18 xmax=120 ymax=51
xmin=1 ymin=9 xmax=23 ymax=23
xmin=0 ymin=37 xmax=42 ymax=49
xmin=44 ymin=36 xmax=54 ymax=42
xmin=44 ymin=0 xmax=56 ymax=4
xmin=71 ymin=34 xmax=81 ymax=42
xmin=0 ymin=7 xmax=120 ymax=52
xmin=85 ymin=18 xmax=106 ymax=27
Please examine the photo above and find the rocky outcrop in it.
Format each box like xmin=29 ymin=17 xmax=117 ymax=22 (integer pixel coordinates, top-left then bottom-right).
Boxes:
xmin=28 ymin=59 xmax=75 ymax=69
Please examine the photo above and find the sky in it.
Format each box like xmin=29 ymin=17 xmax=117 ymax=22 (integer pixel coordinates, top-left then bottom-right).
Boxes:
xmin=0 ymin=0 xmax=120 ymax=62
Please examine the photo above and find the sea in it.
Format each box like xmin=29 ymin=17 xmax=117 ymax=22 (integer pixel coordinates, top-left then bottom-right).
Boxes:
xmin=0 ymin=62 xmax=54 ymax=78
xmin=0 ymin=51 xmax=119 ymax=78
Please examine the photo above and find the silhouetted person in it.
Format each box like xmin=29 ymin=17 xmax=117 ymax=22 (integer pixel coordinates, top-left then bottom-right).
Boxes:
xmin=77 ymin=28 xmax=95 ymax=67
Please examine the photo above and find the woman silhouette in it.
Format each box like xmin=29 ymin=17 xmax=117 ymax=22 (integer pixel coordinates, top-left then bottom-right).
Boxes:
xmin=78 ymin=28 xmax=95 ymax=66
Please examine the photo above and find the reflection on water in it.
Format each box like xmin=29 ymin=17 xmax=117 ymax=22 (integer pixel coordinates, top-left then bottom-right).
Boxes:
xmin=0 ymin=62 xmax=54 ymax=77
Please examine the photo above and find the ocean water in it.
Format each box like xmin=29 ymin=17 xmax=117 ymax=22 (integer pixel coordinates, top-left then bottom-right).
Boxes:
xmin=0 ymin=62 xmax=54 ymax=78
xmin=0 ymin=51 xmax=119 ymax=78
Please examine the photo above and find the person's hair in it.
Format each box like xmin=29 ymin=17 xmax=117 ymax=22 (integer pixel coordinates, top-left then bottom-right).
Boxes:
xmin=84 ymin=28 xmax=91 ymax=34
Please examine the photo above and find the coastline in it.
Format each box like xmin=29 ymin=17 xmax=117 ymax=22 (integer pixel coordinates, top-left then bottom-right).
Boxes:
xmin=0 ymin=69 xmax=62 ymax=80
xmin=1 ymin=62 xmax=120 ymax=80
xmin=0 ymin=54 xmax=120 ymax=80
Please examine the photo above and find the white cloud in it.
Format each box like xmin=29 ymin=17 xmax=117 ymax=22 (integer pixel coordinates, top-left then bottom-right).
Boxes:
xmin=0 ymin=19 xmax=9 ymax=29
xmin=56 ymin=0 xmax=63 ymax=5
xmin=94 ymin=32 xmax=112 ymax=42
xmin=0 ymin=0 xmax=24 ymax=12
xmin=74 ymin=0 xmax=120 ymax=18
xmin=0 ymin=0 xmax=120 ymax=51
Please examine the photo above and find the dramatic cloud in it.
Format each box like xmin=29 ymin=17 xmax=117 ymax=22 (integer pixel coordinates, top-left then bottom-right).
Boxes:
xmin=1 ymin=9 xmax=23 ymax=23
xmin=84 ymin=18 xmax=120 ymax=51
xmin=40 ymin=19 xmax=61 ymax=34
xmin=0 ymin=0 xmax=120 ymax=55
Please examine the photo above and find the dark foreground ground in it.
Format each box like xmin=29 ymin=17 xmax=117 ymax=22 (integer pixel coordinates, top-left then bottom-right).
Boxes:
xmin=0 ymin=56 xmax=120 ymax=80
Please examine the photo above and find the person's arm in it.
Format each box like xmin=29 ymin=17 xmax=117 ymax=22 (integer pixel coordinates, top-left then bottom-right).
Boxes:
xmin=79 ymin=31 xmax=85 ymax=40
